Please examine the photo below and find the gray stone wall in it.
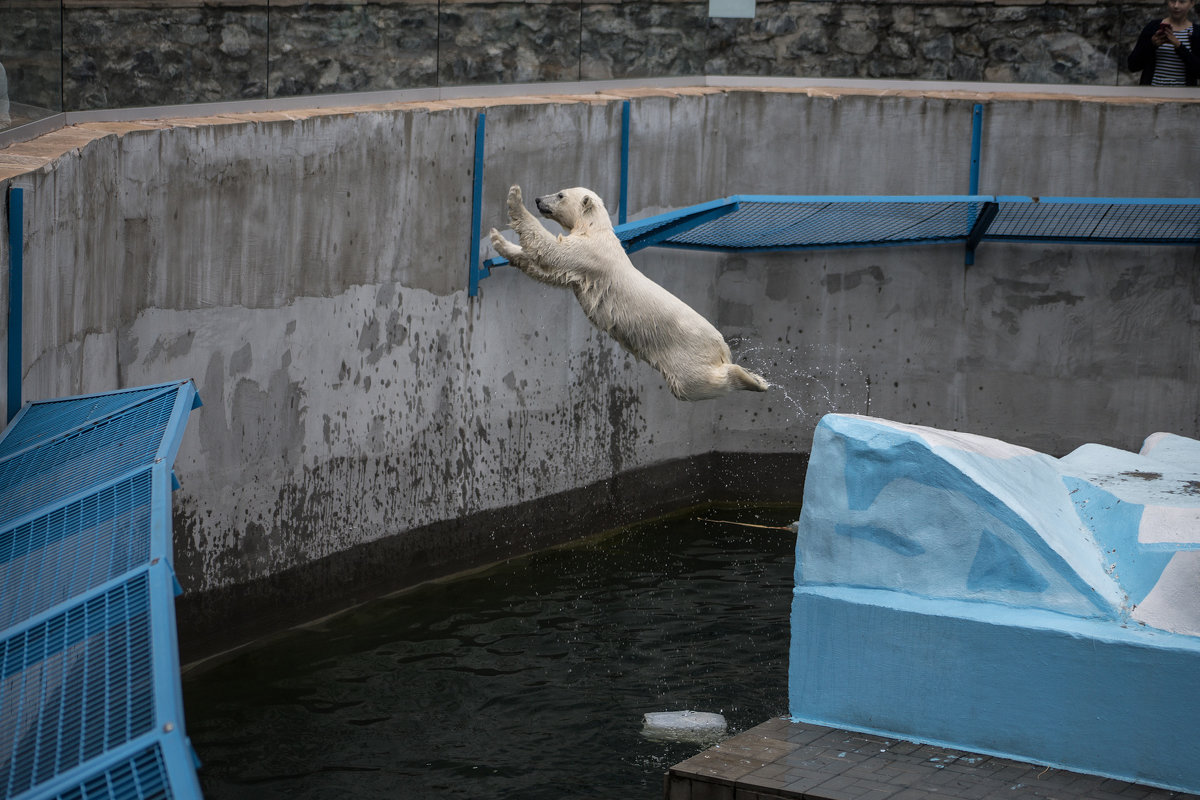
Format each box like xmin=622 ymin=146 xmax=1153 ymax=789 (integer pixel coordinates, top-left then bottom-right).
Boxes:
xmin=0 ymin=0 xmax=63 ymax=117
xmin=0 ymin=0 xmax=1171 ymax=113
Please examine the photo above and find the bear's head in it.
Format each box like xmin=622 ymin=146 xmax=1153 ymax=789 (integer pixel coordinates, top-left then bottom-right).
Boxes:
xmin=535 ymin=187 xmax=612 ymax=232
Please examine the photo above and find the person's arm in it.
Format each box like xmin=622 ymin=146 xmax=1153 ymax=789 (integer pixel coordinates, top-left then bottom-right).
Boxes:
xmin=1128 ymin=20 xmax=1158 ymax=71
xmin=1182 ymin=28 xmax=1200 ymax=80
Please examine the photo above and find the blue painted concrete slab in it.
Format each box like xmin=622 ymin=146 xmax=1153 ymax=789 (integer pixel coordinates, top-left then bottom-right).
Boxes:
xmin=790 ymin=414 xmax=1200 ymax=793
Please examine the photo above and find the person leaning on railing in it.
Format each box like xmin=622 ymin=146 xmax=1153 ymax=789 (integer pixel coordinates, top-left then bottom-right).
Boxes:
xmin=0 ymin=62 xmax=10 ymax=127
xmin=1129 ymin=0 xmax=1200 ymax=85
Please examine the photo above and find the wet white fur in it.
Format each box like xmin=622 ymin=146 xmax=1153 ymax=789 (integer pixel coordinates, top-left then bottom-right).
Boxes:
xmin=489 ymin=185 xmax=769 ymax=401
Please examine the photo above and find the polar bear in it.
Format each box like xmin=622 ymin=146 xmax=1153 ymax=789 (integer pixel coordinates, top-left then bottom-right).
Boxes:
xmin=489 ymin=185 xmax=769 ymax=401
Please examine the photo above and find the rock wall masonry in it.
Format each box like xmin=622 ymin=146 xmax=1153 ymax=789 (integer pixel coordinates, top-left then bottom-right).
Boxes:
xmin=0 ymin=1 xmax=1169 ymax=113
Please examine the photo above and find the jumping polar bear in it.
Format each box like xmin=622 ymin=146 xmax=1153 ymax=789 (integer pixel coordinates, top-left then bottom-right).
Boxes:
xmin=489 ymin=185 xmax=769 ymax=401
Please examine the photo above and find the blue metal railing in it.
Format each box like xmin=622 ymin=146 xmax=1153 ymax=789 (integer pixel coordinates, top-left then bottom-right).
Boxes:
xmin=0 ymin=381 xmax=203 ymax=800
xmin=6 ymin=188 xmax=22 ymax=424
xmin=478 ymin=194 xmax=1200 ymax=280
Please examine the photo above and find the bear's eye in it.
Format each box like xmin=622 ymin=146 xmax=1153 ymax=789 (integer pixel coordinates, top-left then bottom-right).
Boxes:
xmin=557 ymin=193 xmax=564 ymax=199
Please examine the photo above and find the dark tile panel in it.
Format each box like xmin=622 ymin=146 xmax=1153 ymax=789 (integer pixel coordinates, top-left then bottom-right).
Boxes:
xmin=668 ymin=718 xmax=1200 ymax=800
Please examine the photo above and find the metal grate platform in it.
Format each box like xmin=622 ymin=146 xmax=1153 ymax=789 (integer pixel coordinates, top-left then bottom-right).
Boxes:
xmin=987 ymin=197 xmax=1200 ymax=243
xmin=479 ymin=194 xmax=1200 ymax=277
xmin=0 ymin=382 xmax=202 ymax=800
xmin=618 ymin=195 xmax=1200 ymax=254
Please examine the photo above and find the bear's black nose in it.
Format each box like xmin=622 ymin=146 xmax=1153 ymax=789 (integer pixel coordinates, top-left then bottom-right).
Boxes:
xmin=535 ymin=198 xmax=548 ymax=213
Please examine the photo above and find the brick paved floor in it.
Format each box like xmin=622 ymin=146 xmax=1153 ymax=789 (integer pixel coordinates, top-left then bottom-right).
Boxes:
xmin=664 ymin=717 xmax=1200 ymax=800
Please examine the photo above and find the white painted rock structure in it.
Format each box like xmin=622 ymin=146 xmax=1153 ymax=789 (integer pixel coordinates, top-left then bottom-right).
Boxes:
xmin=789 ymin=414 xmax=1200 ymax=793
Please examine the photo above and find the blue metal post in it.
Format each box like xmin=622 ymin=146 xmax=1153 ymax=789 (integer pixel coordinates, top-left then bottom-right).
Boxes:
xmin=620 ymin=100 xmax=631 ymax=225
xmin=969 ymin=104 xmax=983 ymax=195
xmin=966 ymin=104 xmax=983 ymax=265
xmin=7 ymin=187 xmax=23 ymax=423
xmin=468 ymin=113 xmax=487 ymax=297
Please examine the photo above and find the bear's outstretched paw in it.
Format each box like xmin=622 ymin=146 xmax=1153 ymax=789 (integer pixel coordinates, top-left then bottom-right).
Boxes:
xmin=489 ymin=228 xmax=521 ymax=260
xmin=506 ymin=185 xmax=524 ymax=219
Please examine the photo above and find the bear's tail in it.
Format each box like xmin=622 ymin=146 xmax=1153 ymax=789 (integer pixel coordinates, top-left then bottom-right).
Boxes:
xmin=728 ymin=364 xmax=770 ymax=393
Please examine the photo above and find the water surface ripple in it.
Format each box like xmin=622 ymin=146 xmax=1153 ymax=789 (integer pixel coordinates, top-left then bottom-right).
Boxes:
xmin=183 ymin=506 xmax=799 ymax=799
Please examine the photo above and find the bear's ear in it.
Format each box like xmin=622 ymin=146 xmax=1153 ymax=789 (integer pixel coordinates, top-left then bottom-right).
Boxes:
xmin=582 ymin=194 xmax=593 ymax=210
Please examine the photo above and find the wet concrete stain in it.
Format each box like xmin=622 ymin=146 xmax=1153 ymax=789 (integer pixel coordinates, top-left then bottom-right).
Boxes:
xmin=988 ymin=277 xmax=1085 ymax=334
xmin=169 ymin=277 xmax=667 ymax=596
xmin=229 ymin=342 xmax=252 ymax=374
xmin=1110 ymin=265 xmax=1147 ymax=303
xmin=1106 ymin=471 xmax=1200 ymax=498
xmin=1003 ymin=289 xmax=1084 ymax=312
xmin=145 ymin=329 xmax=196 ymax=364
xmin=822 ymin=265 xmax=887 ymax=294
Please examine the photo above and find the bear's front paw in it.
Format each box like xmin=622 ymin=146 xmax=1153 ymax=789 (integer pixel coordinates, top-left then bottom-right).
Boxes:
xmin=490 ymin=228 xmax=520 ymax=259
xmin=507 ymin=185 xmax=524 ymax=217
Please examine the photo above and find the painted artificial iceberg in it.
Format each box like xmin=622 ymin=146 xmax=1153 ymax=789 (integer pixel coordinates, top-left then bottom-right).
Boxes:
xmin=790 ymin=414 xmax=1200 ymax=792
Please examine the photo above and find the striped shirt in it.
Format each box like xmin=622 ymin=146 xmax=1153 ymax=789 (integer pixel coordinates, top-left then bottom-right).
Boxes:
xmin=1153 ymin=25 xmax=1194 ymax=85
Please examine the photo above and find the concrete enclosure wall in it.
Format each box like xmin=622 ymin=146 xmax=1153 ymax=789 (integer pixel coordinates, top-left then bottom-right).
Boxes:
xmin=1 ymin=83 xmax=1198 ymax=656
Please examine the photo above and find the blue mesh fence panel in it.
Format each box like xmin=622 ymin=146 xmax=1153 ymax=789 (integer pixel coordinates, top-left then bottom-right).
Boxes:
xmin=0 ymin=470 xmax=154 ymax=631
xmin=52 ymin=745 xmax=170 ymax=800
xmin=989 ymin=200 xmax=1200 ymax=243
xmin=485 ymin=195 xmax=1197 ymax=281
xmin=0 ymin=388 xmax=175 ymax=463
xmin=607 ymin=196 xmax=1200 ymax=254
xmin=0 ymin=575 xmax=155 ymax=798
xmin=0 ymin=392 xmax=177 ymax=532
xmin=0 ymin=381 xmax=200 ymax=800
xmin=614 ymin=216 xmax=665 ymax=242
xmin=667 ymin=200 xmax=986 ymax=250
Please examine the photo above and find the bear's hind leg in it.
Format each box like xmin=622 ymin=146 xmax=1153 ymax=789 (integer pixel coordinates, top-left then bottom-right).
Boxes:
xmin=727 ymin=363 xmax=770 ymax=392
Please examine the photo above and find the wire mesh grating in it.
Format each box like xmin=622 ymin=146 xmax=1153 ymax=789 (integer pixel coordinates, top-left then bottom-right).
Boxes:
xmin=0 ymin=388 xmax=177 ymax=464
xmin=0 ymin=470 xmax=154 ymax=631
xmin=0 ymin=391 xmax=178 ymax=532
xmin=608 ymin=195 xmax=1200 ymax=254
xmin=989 ymin=200 xmax=1200 ymax=243
xmin=484 ymin=195 xmax=1198 ymax=277
xmin=50 ymin=745 xmax=170 ymax=800
xmin=0 ymin=575 xmax=156 ymax=799
xmin=668 ymin=200 xmax=991 ymax=250
xmin=0 ymin=381 xmax=200 ymax=800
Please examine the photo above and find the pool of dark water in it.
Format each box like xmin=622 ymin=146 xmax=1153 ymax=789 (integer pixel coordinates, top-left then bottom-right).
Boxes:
xmin=181 ymin=504 xmax=799 ymax=800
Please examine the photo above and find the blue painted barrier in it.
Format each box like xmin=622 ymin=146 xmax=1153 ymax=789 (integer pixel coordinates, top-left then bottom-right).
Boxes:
xmin=478 ymin=193 xmax=1200 ymax=280
xmin=468 ymin=113 xmax=487 ymax=298
xmin=0 ymin=381 xmax=203 ymax=800
xmin=619 ymin=100 xmax=630 ymax=227
xmin=790 ymin=414 xmax=1200 ymax=793
xmin=6 ymin=188 xmax=22 ymax=424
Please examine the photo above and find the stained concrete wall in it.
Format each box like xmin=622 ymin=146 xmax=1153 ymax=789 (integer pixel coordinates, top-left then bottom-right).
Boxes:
xmin=0 ymin=82 xmax=1197 ymax=657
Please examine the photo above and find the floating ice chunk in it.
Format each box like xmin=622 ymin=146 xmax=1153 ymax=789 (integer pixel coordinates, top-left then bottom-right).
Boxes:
xmin=641 ymin=710 xmax=728 ymax=743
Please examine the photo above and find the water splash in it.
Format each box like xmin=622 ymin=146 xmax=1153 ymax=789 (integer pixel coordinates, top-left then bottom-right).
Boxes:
xmin=729 ymin=337 xmax=871 ymax=425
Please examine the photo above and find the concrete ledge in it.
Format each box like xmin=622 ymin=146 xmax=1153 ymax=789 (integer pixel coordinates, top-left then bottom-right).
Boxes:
xmin=5 ymin=75 xmax=1197 ymax=151
xmin=175 ymin=449 xmax=808 ymax=664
